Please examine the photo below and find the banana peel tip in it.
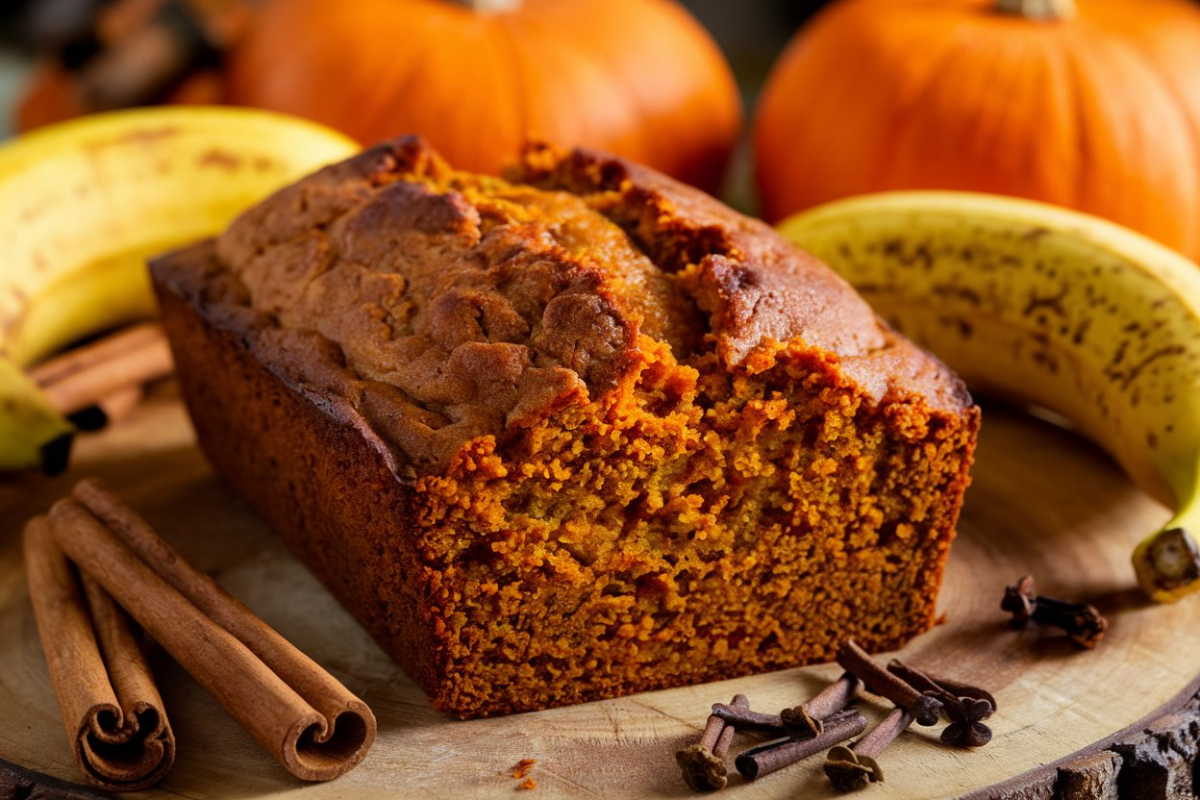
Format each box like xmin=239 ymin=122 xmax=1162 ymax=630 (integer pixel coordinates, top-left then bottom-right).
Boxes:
xmin=1135 ymin=528 xmax=1200 ymax=603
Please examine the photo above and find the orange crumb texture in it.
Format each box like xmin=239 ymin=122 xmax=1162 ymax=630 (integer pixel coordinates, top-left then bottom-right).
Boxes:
xmin=518 ymin=777 xmax=536 ymax=791
xmin=154 ymin=135 xmax=980 ymax=721
xmin=511 ymin=759 xmax=536 ymax=779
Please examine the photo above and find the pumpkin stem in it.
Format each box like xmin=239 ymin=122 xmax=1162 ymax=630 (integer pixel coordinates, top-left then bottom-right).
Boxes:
xmin=995 ymin=0 xmax=1076 ymax=20
xmin=452 ymin=0 xmax=521 ymax=12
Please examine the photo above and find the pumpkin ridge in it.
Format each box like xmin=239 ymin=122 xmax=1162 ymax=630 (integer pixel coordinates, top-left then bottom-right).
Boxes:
xmin=964 ymin=26 xmax=1040 ymax=180
xmin=494 ymin=14 xmax=530 ymax=164
xmin=1114 ymin=32 xmax=1200 ymax=258
xmin=354 ymin=16 xmax=442 ymax=148
xmin=1063 ymin=26 xmax=1160 ymax=232
xmin=1024 ymin=28 xmax=1081 ymax=206
xmin=439 ymin=17 xmax=523 ymax=171
xmin=872 ymin=17 xmax=983 ymax=189
xmin=536 ymin=12 xmax=660 ymax=171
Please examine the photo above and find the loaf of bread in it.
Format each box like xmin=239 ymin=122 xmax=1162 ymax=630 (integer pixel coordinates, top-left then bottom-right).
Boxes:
xmin=151 ymin=137 xmax=979 ymax=718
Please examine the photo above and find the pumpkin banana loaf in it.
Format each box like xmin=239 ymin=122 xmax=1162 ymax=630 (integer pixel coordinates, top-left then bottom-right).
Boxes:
xmin=151 ymin=136 xmax=979 ymax=718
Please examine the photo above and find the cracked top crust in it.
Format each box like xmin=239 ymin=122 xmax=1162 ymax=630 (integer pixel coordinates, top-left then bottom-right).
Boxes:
xmin=153 ymin=136 xmax=972 ymax=473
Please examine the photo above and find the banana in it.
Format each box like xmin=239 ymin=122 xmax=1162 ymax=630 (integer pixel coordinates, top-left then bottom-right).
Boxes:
xmin=0 ymin=360 xmax=74 ymax=474
xmin=777 ymin=192 xmax=1200 ymax=603
xmin=0 ymin=107 xmax=359 ymax=473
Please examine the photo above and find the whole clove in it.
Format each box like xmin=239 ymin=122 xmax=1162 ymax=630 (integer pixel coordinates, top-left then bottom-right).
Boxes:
xmin=836 ymin=640 xmax=942 ymax=726
xmin=886 ymin=659 xmax=997 ymax=714
xmin=677 ymin=694 xmax=749 ymax=791
xmin=1002 ymin=575 xmax=1108 ymax=649
xmin=709 ymin=703 xmax=788 ymax=736
xmin=886 ymin=659 xmax=995 ymax=747
xmin=940 ymin=698 xmax=994 ymax=748
xmin=780 ymin=672 xmax=860 ymax=739
xmin=824 ymin=707 xmax=914 ymax=792
xmin=1002 ymin=575 xmax=1038 ymax=623
xmin=735 ymin=708 xmax=867 ymax=781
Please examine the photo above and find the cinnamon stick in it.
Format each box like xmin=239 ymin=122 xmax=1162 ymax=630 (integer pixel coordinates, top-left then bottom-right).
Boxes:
xmin=70 ymin=385 xmax=146 ymax=433
xmin=30 ymin=323 xmax=172 ymax=417
xmin=47 ymin=479 xmax=376 ymax=781
xmin=97 ymin=384 xmax=145 ymax=426
xmin=29 ymin=323 xmax=164 ymax=386
xmin=24 ymin=516 xmax=174 ymax=791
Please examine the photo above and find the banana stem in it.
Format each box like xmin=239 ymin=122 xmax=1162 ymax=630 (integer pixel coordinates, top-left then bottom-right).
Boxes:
xmin=994 ymin=0 xmax=1076 ymax=20
xmin=450 ymin=0 xmax=520 ymax=11
xmin=1134 ymin=498 xmax=1200 ymax=603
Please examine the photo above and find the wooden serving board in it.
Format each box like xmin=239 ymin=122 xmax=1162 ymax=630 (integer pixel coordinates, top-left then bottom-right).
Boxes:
xmin=0 ymin=387 xmax=1196 ymax=799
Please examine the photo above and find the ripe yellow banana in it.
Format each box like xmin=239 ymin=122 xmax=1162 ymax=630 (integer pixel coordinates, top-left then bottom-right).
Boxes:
xmin=778 ymin=192 xmax=1200 ymax=603
xmin=0 ymin=360 xmax=73 ymax=475
xmin=0 ymin=107 xmax=359 ymax=473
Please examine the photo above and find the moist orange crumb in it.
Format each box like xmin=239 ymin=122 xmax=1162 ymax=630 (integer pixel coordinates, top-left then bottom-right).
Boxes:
xmin=511 ymin=759 xmax=536 ymax=779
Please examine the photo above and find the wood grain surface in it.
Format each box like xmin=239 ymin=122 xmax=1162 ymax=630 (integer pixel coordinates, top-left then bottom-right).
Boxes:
xmin=0 ymin=387 xmax=1196 ymax=799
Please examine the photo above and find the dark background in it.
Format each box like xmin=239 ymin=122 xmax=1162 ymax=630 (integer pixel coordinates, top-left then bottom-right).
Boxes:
xmin=0 ymin=0 xmax=835 ymax=58
xmin=0 ymin=0 xmax=836 ymax=136
xmin=678 ymin=0 xmax=833 ymax=106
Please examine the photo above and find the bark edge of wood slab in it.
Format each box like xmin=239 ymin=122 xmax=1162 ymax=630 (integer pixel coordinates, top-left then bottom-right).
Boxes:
xmin=961 ymin=674 xmax=1200 ymax=800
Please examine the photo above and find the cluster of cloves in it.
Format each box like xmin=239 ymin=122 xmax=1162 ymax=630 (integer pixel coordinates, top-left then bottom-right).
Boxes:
xmin=675 ymin=639 xmax=996 ymax=794
xmin=824 ymin=640 xmax=997 ymax=791
xmin=1002 ymin=575 xmax=1108 ymax=649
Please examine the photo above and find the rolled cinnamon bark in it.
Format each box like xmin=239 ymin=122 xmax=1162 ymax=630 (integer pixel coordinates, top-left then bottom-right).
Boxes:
xmin=31 ymin=323 xmax=172 ymax=417
xmin=47 ymin=480 xmax=377 ymax=781
xmin=96 ymin=384 xmax=145 ymax=426
xmin=23 ymin=516 xmax=174 ymax=792
xmin=28 ymin=324 xmax=165 ymax=387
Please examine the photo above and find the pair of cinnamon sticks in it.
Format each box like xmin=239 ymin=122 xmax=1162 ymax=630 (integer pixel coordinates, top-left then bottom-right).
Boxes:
xmin=24 ymin=479 xmax=376 ymax=791
xmin=30 ymin=322 xmax=174 ymax=426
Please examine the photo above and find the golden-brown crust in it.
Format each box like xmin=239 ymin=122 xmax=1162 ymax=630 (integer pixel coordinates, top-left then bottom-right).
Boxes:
xmin=514 ymin=143 xmax=972 ymax=412
xmin=156 ymin=136 xmax=971 ymax=474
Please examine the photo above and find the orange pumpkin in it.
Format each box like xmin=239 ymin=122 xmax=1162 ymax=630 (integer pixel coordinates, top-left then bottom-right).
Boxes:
xmin=754 ymin=0 xmax=1200 ymax=259
xmin=227 ymin=0 xmax=742 ymax=193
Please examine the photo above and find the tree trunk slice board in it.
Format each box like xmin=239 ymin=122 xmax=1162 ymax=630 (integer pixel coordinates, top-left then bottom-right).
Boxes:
xmin=0 ymin=388 xmax=1196 ymax=799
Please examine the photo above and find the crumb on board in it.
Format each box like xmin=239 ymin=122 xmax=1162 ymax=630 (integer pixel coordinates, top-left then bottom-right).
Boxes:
xmin=511 ymin=759 xmax=536 ymax=781
xmin=517 ymin=777 xmax=537 ymax=791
